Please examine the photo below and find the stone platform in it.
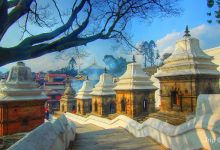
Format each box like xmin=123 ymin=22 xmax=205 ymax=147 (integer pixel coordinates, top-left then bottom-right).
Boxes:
xmin=71 ymin=122 xmax=166 ymax=150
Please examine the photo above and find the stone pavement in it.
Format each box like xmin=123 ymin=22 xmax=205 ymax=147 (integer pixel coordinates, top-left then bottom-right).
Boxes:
xmin=71 ymin=122 xmax=166 ymax=150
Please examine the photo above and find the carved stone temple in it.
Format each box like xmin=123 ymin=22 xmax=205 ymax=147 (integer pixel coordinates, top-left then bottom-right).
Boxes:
xmin=155 ymin=27 xmax=220 ymax=113
xmin=0 ymin=62 xmax=48 ymax=136
xmin=114 ymin=57 xmax=157 ymax=118
xmin=60 ymin=82 xmax=76 ymax=113
xmin=75 ymin=78 xmax=93 ymax=115
xmin=90 ymin=69 xmax=116 ymax=116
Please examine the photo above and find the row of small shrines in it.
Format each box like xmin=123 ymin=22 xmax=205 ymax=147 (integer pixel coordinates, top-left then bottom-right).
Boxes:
xmin=61 ymin=29 xmax=220 ymax=118
xmin=76 ymin=90 xmax=156 ymax=118
xmin=60 ymin=62 xmax=157 ymax=118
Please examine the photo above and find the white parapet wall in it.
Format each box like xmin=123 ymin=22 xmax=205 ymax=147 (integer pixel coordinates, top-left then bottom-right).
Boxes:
xmin=8 ymin=115 xmax=76 ymax=150
xmin=65 ymin=94 xmax=220 ymax=150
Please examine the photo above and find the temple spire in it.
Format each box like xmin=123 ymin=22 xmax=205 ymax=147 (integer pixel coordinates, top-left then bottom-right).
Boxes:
xmin=132 ymin=55 xmax=136 ymax=63
xmin=184 ymin=25 xmax=191 ymax=37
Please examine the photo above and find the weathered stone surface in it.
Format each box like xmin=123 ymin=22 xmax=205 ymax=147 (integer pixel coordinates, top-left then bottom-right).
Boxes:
xmin=115 ymin=90 xmax=155 ymax=118
xmin=8 ymin=115 xmax=76 ymax=150
xmin=92 ymin=95 xmax=115 ymax=116
xmin=76 ymin=99 xmax=92 ymax=115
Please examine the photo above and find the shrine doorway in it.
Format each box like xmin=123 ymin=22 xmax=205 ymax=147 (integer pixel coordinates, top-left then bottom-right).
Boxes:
xmin=171 ymin=90 xmax=178 ymax=108
xmin=61 ymin=104 xmax=64 ymax=112
xmin=72 ymin=104 xmax=76 ymax=112
xmin=110 ymin=102 xmax=116 ymax=114
xmin=78 ymin=104 xmax=81 ymax=113
xmin=89 ymin=102 xmax=92 ymax=112
xmin=143 ymin=98 xmax=148 ymax=112
xmin=121 ymin=99 xmax=126 ymax=112
xmin=94 ymin=101 xmax=98 ymax=112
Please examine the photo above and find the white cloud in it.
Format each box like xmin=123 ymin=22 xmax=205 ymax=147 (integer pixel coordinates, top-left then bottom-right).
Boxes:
xmin=156 ymin=32 xmax=181 ymax=54
xmin=2 ymin=52 xmax=68 ymax=72
xmin=156 ymin=24 xmax=220 ymax=55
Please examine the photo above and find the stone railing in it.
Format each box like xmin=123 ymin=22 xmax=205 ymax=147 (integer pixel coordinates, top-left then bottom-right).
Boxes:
xmin=65 ymin=94 xmax=220 ymax=150
xmin=8 ymin=115 xmax=76 ymax=150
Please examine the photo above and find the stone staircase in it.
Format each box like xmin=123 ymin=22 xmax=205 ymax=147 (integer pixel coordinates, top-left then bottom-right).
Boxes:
xmin=148 ymin=111 xmax=186 ymax=125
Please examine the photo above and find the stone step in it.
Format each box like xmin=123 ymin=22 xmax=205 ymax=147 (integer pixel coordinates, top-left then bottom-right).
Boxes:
xmin=148 ymin=112 xmax=186 ymax=125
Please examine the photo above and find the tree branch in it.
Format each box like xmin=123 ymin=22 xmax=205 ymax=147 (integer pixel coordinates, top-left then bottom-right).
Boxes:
xmin=51 ymin=0 xmax=64 ymax=24
xmin=0 ymin=0 xmax=8 ymax=37
xmin=18 ymin=0 xmax=88 ymax=46
xmin=7 ymin=0 xmax=20 ymax=8
xmin=0 ymin=0 xmax=34 ymax=41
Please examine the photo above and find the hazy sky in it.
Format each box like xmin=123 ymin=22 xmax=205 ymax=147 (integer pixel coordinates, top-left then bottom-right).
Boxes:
xmin=0 ymin=0 xmax=220 ymax=72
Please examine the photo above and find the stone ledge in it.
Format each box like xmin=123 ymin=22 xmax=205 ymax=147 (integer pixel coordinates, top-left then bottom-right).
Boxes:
xmin=8 ymin=115 xmax=76 ymax=150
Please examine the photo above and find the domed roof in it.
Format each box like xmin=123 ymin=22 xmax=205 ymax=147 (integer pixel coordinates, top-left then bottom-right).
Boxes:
xmin=75 ymin=79 xmax=93 ymax=99
xmin=155 ymin=28 xmax=220 ymax=77
xmin=114 ymin=60 xmax=156 ymax=90
xmin=90 ymin=72 xmax=115 ymax=96
xmin=0 ymin=62 xmax=48 ymax=101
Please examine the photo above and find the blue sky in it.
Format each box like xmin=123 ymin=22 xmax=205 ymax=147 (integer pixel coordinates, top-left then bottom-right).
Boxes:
xmin=0 ymin=0 xmax=220 ymax=72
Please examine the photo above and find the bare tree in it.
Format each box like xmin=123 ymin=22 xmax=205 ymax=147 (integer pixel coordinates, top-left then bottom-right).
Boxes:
xmin=0 ymin=0 xmax=181 ymax=66
xmin=69 ymin=47 xmax=89 ymax=73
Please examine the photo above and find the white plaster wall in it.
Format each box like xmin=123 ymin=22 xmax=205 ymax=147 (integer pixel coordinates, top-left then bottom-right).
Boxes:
xmin=204 ymin=47 xmax=220 ymax=72
xmin=8 ymin=115 xmax=76 ymax=150
xmin=65 ymin=94 xmax=220 ymax=150
xmin=196 ymin=94 xmax=220 ymax=115
xmin=150 ymin=74 xmax=160 ymax=108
